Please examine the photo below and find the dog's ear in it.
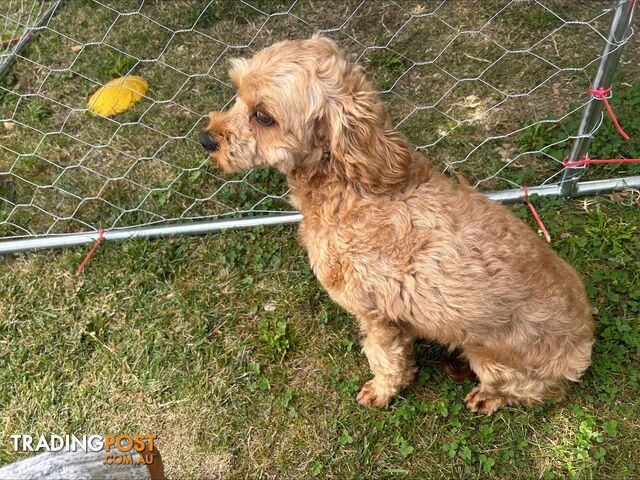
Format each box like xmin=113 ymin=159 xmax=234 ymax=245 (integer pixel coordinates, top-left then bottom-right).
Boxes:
xmin=322 ymin=61 xmax=415 ymax=194
xmin=228 ymin=57 xmax=249 ymax=87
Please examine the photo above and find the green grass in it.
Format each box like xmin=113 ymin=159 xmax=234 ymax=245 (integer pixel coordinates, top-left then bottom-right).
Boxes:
xmin=0 ymin=196 xmax=638 ymax=479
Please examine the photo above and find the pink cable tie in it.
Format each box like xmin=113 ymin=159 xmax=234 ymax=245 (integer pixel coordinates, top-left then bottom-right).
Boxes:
xmin=522 ymin=187 xmax=551 ymax=244
xmin=563 ymin=157 xmax=640 ymax=168
xmin=76 ymin=229 xmax=104 ymax=275
xmin=588 ymin=86 xmax=629 ymax=140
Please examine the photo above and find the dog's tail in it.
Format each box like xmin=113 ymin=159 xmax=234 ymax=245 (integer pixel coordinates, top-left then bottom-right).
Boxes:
xmin=442 ymin=355 xmax=476 ymax=382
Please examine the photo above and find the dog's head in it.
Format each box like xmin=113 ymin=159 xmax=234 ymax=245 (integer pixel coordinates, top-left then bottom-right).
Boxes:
xmin=201 ymin=36 xmax=415 ymax=193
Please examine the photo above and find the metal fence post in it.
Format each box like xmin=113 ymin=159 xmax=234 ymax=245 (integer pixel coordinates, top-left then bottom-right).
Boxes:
xmin=0 ymin=1 xmax=62 ymax=80
xmin=560 ymin=0 xmax=637 ymax=197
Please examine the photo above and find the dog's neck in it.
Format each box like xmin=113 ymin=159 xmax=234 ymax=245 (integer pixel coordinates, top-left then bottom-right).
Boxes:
xmin=286 ymin=142 xmax=433 ymax=216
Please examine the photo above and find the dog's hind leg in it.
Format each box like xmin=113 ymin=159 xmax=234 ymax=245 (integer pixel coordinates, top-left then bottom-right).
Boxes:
xmin=462 ymin=346 xmax=569 ymax=415
xmin=356 ymin=320 xmax=417 ymax=407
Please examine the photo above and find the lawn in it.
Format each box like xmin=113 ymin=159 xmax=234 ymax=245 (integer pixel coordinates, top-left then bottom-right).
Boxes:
xmin=0 ymin=1 xmax=639 ymax=479
xmin=1 ymin=195 xmax=639 ymax=479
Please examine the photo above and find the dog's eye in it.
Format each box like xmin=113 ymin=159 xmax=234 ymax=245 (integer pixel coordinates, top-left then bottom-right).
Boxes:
xmin=254 ymin=110 xmax=274 ymax=126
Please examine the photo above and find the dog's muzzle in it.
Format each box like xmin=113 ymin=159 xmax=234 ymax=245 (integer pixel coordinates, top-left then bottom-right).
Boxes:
xmin=199 ymin=131 xmax=219 ymax=152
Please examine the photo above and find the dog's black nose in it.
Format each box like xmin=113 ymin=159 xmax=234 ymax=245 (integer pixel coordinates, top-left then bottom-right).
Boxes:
xmin=200 ymin=131 xmax=219 ymax=152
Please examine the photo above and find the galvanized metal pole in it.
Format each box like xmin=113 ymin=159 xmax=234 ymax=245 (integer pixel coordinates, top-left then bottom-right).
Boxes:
xmin=0 ymin=0 xmax=62 ymax=80
xmin=2 ymin=174 xmax=640 ymax=255
xmin=560 ymin=0 xmax=637 ymax=196
xmin=0 ymin=213 xmax=304 ymax=255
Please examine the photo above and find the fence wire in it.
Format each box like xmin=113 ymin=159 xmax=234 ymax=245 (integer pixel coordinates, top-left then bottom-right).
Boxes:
xmin=0 ymin=0 xmax=636 ymax=243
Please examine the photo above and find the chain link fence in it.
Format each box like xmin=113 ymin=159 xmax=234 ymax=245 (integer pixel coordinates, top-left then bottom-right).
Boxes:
xmin=0 ymin=0 xmax=637 ymax=253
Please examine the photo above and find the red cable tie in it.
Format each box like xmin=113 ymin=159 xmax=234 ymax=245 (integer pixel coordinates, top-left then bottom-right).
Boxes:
xmin=522 ymin=187 xmax=551 ymax=244
xmin=76 ymin=229 xmax=104 ymax=275
xmin=588 ymin=86 xmax=629 ymax=140
xmin=563 ymin=157 xmax=640 ymax=168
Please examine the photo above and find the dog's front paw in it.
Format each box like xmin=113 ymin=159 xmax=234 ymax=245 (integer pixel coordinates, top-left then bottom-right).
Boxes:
xmin=356 ymin=379 xmax=394 ymax=408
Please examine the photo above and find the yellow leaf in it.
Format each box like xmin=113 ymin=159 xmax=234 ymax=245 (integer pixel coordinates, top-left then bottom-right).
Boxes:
xmin=87 ymin=76 xmax=148 ymax=117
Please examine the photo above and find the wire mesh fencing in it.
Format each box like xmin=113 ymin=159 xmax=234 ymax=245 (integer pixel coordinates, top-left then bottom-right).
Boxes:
xmin=0 ymin=0 xmax=637 ymax=252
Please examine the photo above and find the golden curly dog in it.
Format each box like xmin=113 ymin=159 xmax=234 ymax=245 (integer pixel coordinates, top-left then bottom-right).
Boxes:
xmin=200 ymin=36 xmax=594 ymax=414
